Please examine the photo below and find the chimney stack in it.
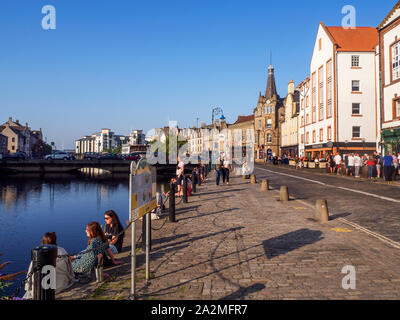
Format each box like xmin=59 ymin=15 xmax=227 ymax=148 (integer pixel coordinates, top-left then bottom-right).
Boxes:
xmin=16 ymin=120 xmax=19 ymax=125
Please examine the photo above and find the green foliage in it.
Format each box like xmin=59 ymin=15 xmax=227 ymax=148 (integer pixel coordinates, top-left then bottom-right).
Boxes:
xmin=149 ymin=136 xmax=188 ymax=156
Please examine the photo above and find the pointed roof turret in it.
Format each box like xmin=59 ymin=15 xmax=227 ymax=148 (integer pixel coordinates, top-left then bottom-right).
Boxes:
xmin=265 ymin=65 xmax=277 ymax=100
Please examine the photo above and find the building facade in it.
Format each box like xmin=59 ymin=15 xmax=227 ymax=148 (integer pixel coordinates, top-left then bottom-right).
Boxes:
xmin=0 ymin=134 xmax=8 ymax=156
xmin=280 ymin=80 xmax=300 ymax=157
xmin=298 ymin=22 xmax=378 ymax=159
xmin=0 ymin=118 xmax=32 ymax=155
xmin=253 ymin=65 xmax=283 ymax=160
xmin=378 ymin=1 xmax=400 ymax=155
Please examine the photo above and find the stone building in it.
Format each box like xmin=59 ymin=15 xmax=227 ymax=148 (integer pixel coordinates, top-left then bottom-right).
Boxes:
xmin=253 ymin=65 xmax=284 ymax=160
xmin=377 ymin=1 xmax=400 ymax=155
xmin=0 ymin=133 xmax=8 ymax=156
xmin=280 ymin=80 xmax=300 ymax=157
xmin=0 ymin=117 xmax=32 ymax=155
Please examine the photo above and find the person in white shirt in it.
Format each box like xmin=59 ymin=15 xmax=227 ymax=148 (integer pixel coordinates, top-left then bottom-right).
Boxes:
xmin=347 ymin=153 xmax=355 ymax=177
xmin=176 ymin=156 xmax=184 ymax=196
xmin=334 ymin=153 xmax=342 ymax=175
xmin=354 ymin=153 xmax=362 ymax=178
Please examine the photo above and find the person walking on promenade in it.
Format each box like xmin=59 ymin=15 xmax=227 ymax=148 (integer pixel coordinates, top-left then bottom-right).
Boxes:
xmin=214 ymin=155 xmax=223 ymax=186
xmin=374 ymin=152 xmax=382 ymax=179
xmin=347 ymin=153 xmax=355 ymax=177
xmin=383 ymin=152 xmax=394 ymax=183
xmin=365 ymin=155 xmax=376 ymax=180
xmin=328 ymin=154 xmax=335 ymax=173
xmin=23 ymin=232 xmax=75 ymax=299
xmin=392 ymin=153 xmax=399 ymax=181
xmin=176 ymin=156 xmax=184 ymax=197
xmin=334 ymin=153 xmax=342 ymax=175
xmin=354 ymin=153 xmax=362 ymax=178
xmin=222 ymin=156 xmax=231 ymax=185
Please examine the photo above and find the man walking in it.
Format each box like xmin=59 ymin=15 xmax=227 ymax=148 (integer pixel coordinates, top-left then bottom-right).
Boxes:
xmin=374 ymin=152 xmax=381 ymax=179
xmin=383 ymin=152 xmax=393 ymax=183
xmin=334 ymin=153 xmax=342 ymax=176
xmin=214 ymin=155 xmax=222 ymax=186
xmin=347 ymin=153 xmax=355 ymax=177
xmin=354 ymin=153 xmax=362 ymax=178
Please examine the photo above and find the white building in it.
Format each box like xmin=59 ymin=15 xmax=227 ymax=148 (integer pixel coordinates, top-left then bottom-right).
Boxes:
xmin=75 ymin=128 xmax=130 ymax=154
xmin=378 ymin=1 xmax=400 ymax=155
xmin=298 ymin=22 xmax=379 ymax=159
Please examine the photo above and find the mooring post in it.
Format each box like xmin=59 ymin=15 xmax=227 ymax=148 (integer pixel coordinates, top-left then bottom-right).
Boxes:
xmin=280 ymin=186 xmax=289 ymax=201
xmin=169 ymin=182 xmax=176 ymax=223
xmin=31 ymin=245 xmax=57 ymax=300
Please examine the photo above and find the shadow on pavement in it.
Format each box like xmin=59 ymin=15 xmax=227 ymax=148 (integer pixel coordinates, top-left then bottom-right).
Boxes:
xmin=329 ymin=212 xmax=352 ymax=220
xmin=219 ymin=283 xmax=266 ymax=300
xmin=263 ymin=228 xmax=323 ymax=259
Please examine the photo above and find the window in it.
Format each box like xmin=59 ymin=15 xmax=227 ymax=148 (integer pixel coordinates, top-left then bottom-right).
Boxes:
xmin=352 ymin=103 xmax=360 ymax=115
xmin=394 ymin=98 xmax=400 ymax=119
xmin=312 ymin=73 xmax=316 ymax=122
xmin=392 ymin=42 xmax=400 ymax=81
xmin=301 ymin=134 xmax=304 ymax=144
xmin=270 ymin=105 xmax=274 ymax=113
xmin=352 ymin=126 xmax=361 ymax=138
xmin=352 ymin=80 xmax=360 ymax=92
xmin=319 ymin=67 xmax=324 ymax=121
xmin=267 ymin=119 xmax=272 ymax=129
xmin=312 ymin=130 xmax=316 ymax=143
xmin=319 ymin=128 xmax=323 ymax=142
xmin=264 ymin=106 xmax=267 ymax=114
xmin=12 ymin=137 xmax=15 ymax=142
xmin=351 ymin=55 xmax=359 ymax=67
xmin=327 ymin=60 xmax=332 ymax=117
xmin=319 ymin=39 xmax=322 ymax=51
xmin=259 ymin=120 xmax=262 ymax=129
xmin=301 ymin=116 xmax=304 ymax=127
xmin=12 ymin=146 xmax=15 ymax=150
xmin=327 ymin=126 xmax=332 ymax=140
xmin=266 ymin=134 xmax=272 ymax=143
xmin=306 ymin=114 xmax=309 ymax=125
xmin=306 ymin=132 xmax=309 ymax=144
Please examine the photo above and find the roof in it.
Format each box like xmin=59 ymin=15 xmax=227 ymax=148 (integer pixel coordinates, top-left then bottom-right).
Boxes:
xmin=378 ymin=0 xmax=400 ymax=30
xmin=324 ymin=25 xmax=378 ymax=52
xmin=234 ymin=115 xmax=254 ymax=125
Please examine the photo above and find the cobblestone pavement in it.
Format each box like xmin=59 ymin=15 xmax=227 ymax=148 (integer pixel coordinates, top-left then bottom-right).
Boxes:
xmin=58 ymin=172 xmax=400 ymax=300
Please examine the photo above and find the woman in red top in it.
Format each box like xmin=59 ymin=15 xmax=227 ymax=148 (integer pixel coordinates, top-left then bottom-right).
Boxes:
xmin=365 ymin=156 xmax=376 ymax=179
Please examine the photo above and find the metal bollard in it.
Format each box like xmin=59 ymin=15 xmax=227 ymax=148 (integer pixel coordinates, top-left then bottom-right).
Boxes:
xmin=280 ymin=186 xmax=289 ymax=201
xmin=95 ymin=255 xmax=104 ymax=283
xmin=169 ymin=182 xmax=176 ymax=222
xmin=315 ymin=200 xmax=329 ymax=222
xmin=31 ymin=245 xmax=57 ymax=300
xmin=183 ymin=175 xmax=188 ymax=203
xmin=261 ymin=179 xmax=269 ymax=191
xmin=250 ymin=174 xmax=257 ymax=184
xmin=192 ymin=169 xmax=197 ymax=193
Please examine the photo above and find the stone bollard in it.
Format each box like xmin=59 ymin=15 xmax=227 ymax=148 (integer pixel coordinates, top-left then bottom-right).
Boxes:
xmin=250 ymin=175 xmax=257 ymax=184
xmin=315 ymin=200 xmax=329 ymax=222
xmin=280 ymin=186 xmax=289 ymax=201
xmin=261 ymin=179 xmax=269 ymax=191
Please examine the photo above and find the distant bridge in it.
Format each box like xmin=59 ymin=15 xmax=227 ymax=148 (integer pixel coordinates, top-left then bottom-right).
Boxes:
xmin=0 ymin=160 xmax=198 ymax=174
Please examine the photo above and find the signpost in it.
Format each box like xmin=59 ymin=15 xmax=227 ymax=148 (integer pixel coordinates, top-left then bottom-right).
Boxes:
xmin=130 ymin=159 xmax=157 ymax=299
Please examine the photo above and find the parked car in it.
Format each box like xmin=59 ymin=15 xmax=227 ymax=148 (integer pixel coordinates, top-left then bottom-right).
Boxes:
xmin=2 ymin=152 xmax=29 ymax=161
xmin=97 ymin=153 xmax=122 ymax=160
xmin=45 ymin=151 xmax=74 ymax=160
xmin=123 ymin=153 xmax=141 ymax=161
xmin=83 ymin=152 xmax=99 ymax=160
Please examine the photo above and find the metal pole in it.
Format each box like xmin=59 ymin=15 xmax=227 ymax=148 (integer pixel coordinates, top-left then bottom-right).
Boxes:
xmin=192 ymin=169 xmax=197 ymax=193
xmin=145 ymin=211 xmax=150 ymax=282
xmin=197 ymin=167 xmax=201 ymax=186
xmin=183 ymin=174 xmax=188 ymax=203
xmin=169 ymin=182 xmax=176 ymax=222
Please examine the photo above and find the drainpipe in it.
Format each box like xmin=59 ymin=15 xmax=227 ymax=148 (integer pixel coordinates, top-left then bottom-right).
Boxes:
xmin=336 ymin=49 xmax=339 ymax=151
xmin=378 ymin=31 xmax=384 ymax=156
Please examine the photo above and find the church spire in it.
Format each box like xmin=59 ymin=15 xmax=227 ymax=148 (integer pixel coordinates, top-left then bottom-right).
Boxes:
xmin=265 ymin=64 xmax=277 ymax=100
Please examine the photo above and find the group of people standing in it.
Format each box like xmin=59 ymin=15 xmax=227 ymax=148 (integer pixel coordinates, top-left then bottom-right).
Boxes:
xmin=23 ymin=210 xmax=125 ymax=299
xmin=327 ymin=151 xmax=400 ymax=182
xmin=214 ymin=153 xmax=231 ymax=186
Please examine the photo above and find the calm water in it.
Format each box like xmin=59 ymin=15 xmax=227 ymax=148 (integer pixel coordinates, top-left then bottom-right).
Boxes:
xmin=0 ymin=169 xmax=131 ymax=298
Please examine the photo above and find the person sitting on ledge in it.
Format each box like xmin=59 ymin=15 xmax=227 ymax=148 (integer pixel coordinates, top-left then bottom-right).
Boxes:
xmin=23 ymin=232 xmax=75 ymax=299
xmin=104 ymin=210 xmax=125 ymax=254
xmin=70 ymin=222 xmax=123 ymax=275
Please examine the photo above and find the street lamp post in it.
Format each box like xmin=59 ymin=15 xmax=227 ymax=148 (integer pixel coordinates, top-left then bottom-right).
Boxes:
xmin=300 ymin=81 xmax=310 ymax=158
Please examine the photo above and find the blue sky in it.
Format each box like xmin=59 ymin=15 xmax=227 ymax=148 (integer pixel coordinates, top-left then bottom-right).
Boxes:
xmin=0 ymin=0 xmax=395 ymax=149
